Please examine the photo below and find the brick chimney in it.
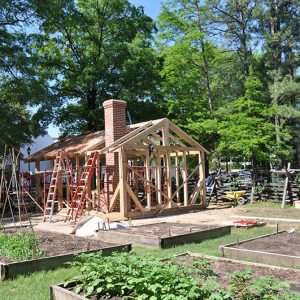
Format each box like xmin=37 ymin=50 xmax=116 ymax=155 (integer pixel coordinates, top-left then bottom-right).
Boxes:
xmin=103 ymin=99 xmax=127 ymax=211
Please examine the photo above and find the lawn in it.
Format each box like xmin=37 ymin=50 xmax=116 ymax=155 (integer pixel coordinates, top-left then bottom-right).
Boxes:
xmin=0 ymin=226 xmax=275 ymax=300
xmin=233 ymin=201 xmax=300 ymax=220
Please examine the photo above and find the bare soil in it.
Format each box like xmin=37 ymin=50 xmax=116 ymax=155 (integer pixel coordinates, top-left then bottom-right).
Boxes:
xmin=176 ymin=254 xmax=300 ymax=292
xmin=114 ymin=222 xmax=223 ymax=237
xmin=0 ymin=228 xmax=117 ymax=263
xmin=233 ymin=231 xmax=300 ymax=257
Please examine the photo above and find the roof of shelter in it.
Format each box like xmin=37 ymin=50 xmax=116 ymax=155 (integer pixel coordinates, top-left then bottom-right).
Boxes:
xmin=26 ymin=130 xmax=105 ymax=162
xmin=26 ymin=118 xmax=209 ymax=162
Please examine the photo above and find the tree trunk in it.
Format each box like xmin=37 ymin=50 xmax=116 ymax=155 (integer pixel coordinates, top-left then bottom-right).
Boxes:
xmin=86 ymin=87 xmax=97 ymax=131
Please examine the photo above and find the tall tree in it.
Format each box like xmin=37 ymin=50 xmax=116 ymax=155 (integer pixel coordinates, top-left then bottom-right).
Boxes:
xmin=217 ymin=72 xmax=292 ymax=174
xmin=207 ymin=0 xmax=259 ymax=80
xmin=0 ymin=0 xmax=40 ymax=149
xmin=258 ymin=0 xmax=300 ymax=165
xmin=158 ymin=0 xmax=243 ymax=152
xmin=31 ymin=0 xmax=163 ymax=135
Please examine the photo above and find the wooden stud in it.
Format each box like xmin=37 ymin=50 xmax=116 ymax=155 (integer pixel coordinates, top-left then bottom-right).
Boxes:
xmin=182 ymin=151 xmax=188 ymax=206
xmin=126 ymin=183 xmax=145 ymax=212
xmin=119 ymin=147 xmax=127 ymax=216
xmin=156 ymin=151 xmax=162 ymax=205
xmin=108 ymin=182 xmax=120 ymax=211
xmin=145 ymin=152 xmax=151 ymax=209
xmin=175 ymin=153 xmax=180 ymax=203
xmin=35 ymin=160 xmax=41 ymax=204
xmin=199 ymin=151 xmax=207 ymax=207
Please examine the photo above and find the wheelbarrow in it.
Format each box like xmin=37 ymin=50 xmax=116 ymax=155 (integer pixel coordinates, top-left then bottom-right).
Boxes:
xmin=225 ymin=190 xmax=247 ymax=205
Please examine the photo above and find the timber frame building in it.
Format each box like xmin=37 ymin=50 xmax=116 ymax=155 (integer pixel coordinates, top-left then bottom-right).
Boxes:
xmin=27 ymin=99 xmax=209 ymax=220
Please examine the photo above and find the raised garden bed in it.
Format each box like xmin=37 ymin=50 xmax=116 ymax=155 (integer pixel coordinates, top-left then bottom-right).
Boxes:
xmin=220 ymin=231 xmax=300 ymax=269
xmin=50 ymin=252 xmax=300 ymax=300
xmin=98 ymin=222 xmax=231 ymax=248
xmin=0 ymin=229 xmax=131 ymax=280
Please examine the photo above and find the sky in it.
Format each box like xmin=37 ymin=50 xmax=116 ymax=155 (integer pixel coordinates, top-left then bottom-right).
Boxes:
xmin=47 ymin=1 xmax=162 ymax=138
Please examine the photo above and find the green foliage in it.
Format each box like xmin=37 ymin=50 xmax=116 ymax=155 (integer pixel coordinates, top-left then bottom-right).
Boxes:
xmin=30 ymin=0 xmax=163 ymax=135
xmin=66 ymin=252 xmax=299 ymax=299
xmin=227 ymin=269 xmax=299 ymax=300
xmin=217 ymin=73 xmax=287 ymax=166
xmin=0 ymin=231 xmax=43 ymax=261
xmin=66 ymin=252 xmax=212 ymax=299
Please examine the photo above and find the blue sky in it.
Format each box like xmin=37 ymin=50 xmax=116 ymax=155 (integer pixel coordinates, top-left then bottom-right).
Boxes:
xmin=48 ymin=1 xmax=162 ymax=137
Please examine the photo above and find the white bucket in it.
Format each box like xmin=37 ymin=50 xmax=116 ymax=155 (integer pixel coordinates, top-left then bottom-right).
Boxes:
xmin=294 ymin=201 xmax=300 ymax=209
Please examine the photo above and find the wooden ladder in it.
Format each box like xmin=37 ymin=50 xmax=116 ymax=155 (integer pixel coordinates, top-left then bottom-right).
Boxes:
xmin=43 ymin=150 xmax=64 ymax=222
xmin=65 ymin=152 xmax=98 ymax=223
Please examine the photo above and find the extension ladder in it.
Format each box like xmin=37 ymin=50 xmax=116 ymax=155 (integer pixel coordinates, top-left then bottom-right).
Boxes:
xmin=65 ymin=152 xmax=98 ymax=222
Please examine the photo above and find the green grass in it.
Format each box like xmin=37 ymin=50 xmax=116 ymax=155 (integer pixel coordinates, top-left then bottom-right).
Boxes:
xmin=235 ymin=201 xmax=300 ymax=219
xmin=0 ymin=226 xmax=276 ymax=300
xmin=0 ymin=266 xmax=79 ymax=300
xmin=134 ymin=226 xmax=274 ymax=259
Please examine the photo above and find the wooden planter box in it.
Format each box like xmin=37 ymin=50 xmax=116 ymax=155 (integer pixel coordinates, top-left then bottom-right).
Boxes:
xmin=0 ymin=243 xmax=131 ymax=280
xmin=220 ymin=231 xmax=300 ymax=268
xmin=98 ymin=223 xmax=231 ymax=248
xmin=50 ymin=283 xmax=88 ymax=300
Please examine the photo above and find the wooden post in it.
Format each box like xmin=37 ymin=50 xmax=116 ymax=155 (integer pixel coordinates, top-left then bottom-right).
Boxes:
xmin=35 ymin=160 xmax=41 ymax=204
xmin=182 ymin=151 xmax=188 ymax=206
xmin=145 ymin=151 xmax=151 ymax=209
xmin=156 ymin=151 xmax=162 ymax=205
xmin=175 ymin=153 xmax=180 ymax=203
xmin=162 ymin=121 xmax=172 ymax=208
xmin=282 ymin=175 xmax=289 ymax=208
xmin=119 ymin=147 xmax=127 ymax=217
xmin=199 ymin=151 xmax=207 ymax=207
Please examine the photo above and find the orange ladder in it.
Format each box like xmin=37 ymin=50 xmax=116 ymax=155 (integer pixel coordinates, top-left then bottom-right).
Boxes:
xmin=43 ymin=150 xmax=63 ymax=222
xmin=65 ymin=152 xmax=98 ymax=222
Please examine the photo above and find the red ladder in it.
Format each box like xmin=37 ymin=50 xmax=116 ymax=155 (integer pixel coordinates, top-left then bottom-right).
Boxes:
xmin=43 ymin=150 xmax=64 ymax=222
xmin=65 ymin=152 xmax=98 ymax=222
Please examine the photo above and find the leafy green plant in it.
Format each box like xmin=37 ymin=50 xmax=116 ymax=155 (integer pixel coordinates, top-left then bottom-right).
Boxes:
xmin=0 ymin=232 xmax=43 ymax=261
xmin=191 ymin=257 xmax=218 ymax=280
xmin=66 ymin=253 xmax=300 ymax=300
xmin=66 ymin=252 xmax=214 ymax=299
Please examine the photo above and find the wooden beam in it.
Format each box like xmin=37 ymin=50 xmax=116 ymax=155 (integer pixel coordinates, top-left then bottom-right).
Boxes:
xmin=119 ymin=148 xmax=127 ymax=216
xmin=110 ymin=119 xmax=167 ymax=153
xmin=189 ymin=178 xmax=205 ymax=205
xmin=156 ymin=151 xmax=162 ymax=205
xmin=175 ymin=154 xmax=180 ymax=203
xmin=199 ymin=151 xmax=207 ymax=207
xmin=127 ymin=165 xmax=172 ymax=203
xmin=169 ymin=121 xmax=209 ymax=153
xmin=145 ymin=151 xmax=151 ymax=209
xmin=126 ymin=182 xmax=145 ymax=212
xmin=171 ymin=162 xmax=201 ymax=199
xmin=169 ymin=132 xmax=186 ymax=147
xmin=182 ymin=151 xmax=188 ymax=206
xmin=108 ymin=181 xmax=120 ymax=211
xmin=150 ymin=131 xmax=163 ymax=142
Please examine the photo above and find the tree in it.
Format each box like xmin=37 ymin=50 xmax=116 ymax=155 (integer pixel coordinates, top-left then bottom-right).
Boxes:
xmin=158 ymin=0 xmax=244 ymax=153
xmin=217 ymin=73 xmax=292 ymax=174
xmin=258 ymin=0 xmax=300 ymax=165
xmin=207 ymin=0 xmax=259 ymax=80
xmin=0 ymin=0 xmax=41 ymax=150
xmin=30 ymin=0 xmax=163 ymax=135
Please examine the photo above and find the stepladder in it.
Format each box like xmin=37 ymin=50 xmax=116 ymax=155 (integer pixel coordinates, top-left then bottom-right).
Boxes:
xmin=43 ymin=150 xmax=74 ymax=222
xmin=65 ymin=152 xmax=98 ymax=223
